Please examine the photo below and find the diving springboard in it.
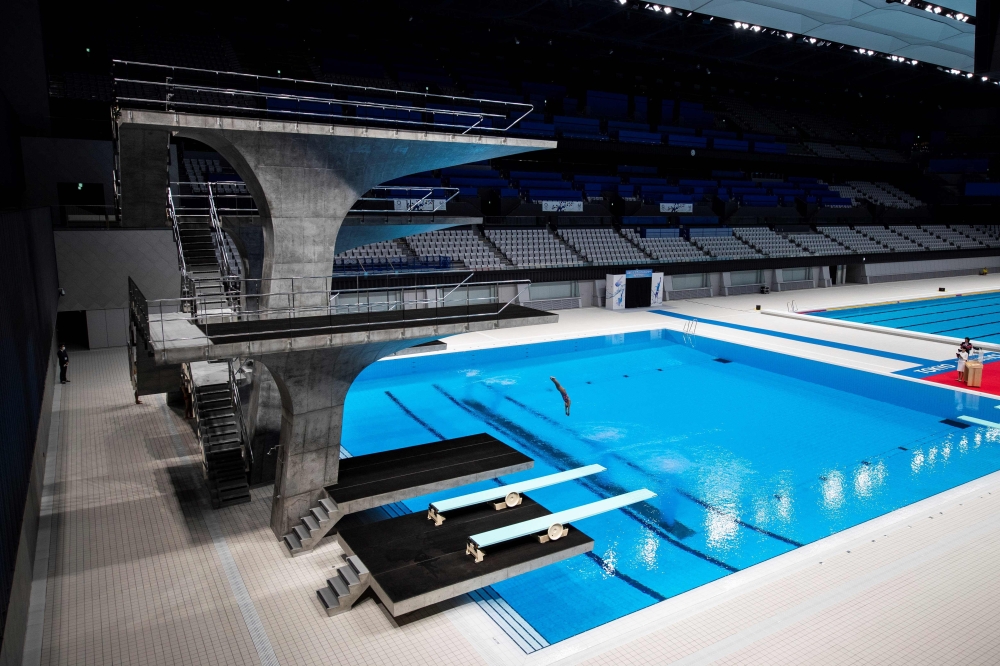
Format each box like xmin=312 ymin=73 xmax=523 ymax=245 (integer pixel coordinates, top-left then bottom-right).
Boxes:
xmin=427 ymin=464 xmax=605 ymax=525
xmin=466 ymin=488 xmax=655 ymax=562
xmin=958 ymin=415 xmax=1000 ymax=429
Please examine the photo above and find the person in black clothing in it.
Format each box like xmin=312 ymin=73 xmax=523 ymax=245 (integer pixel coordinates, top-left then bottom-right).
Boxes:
xmin=960 ymin=337 xmax=973 ymax=354
xmin=58 ymin=344 xmax=70 ymax=384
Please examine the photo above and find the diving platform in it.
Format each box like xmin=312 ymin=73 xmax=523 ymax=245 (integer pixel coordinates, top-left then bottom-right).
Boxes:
xmin=283 ymin=434 xmax=533 ymax=555
xmin=328 ymin=495 xmax=594 ymax=619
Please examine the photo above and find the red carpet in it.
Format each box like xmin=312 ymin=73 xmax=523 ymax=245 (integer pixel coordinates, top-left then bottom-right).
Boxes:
xmin=922 ymin=368 xmax=1000 ymax=397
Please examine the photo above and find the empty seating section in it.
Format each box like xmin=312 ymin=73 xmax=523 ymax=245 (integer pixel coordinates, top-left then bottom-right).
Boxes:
xmin=621 ymin=229 xmax=708 ymax=262
xmin=733 ymin=227 xmax=802 ymax=258
xmin=335 ymin=240 xmax=411 ymax=262
xmin=805 ymin=142 xmax=847 ymax=159
xmin=405 ymin=229 xmax=508 ymax=270
xmin=922 ymin=226 xmax=982 ymax=249
xmin=846 ymin=181 xmax=922 ymax=209
xmin=691 ymin=231 xmax=762 ymax=260
xmin=856 ymin=226 xmax=922 ymax=251
xmin=952 ymin=225 xmax=1000 ymax=248
xmin=558 ymin=228 xmax=651 ymax=264
xmin=485 ymin=228 xmax=582 ymax=268
xmin=893 ymin=226 xmax=953 ymax=251
xmin=819 ymin=227 xmax=889 ymax=253
xmin=785 ymin=233 xmax=848 ymax=256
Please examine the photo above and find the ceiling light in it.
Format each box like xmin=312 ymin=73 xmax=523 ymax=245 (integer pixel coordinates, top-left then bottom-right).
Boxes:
xmin=933 ymin=6 xmax=942 ymax=12
xmin=663 ymin=6 xmax=672 ymax=12
xmin=983 ymin=76 xmax=990 ymax=82
xmin=751 ymin=25 xmax=762 ymax=32
xmin=785 ymin=32 xmax=793 ymax=38
xmin=809 ymin=37 xmax=816 ymax=43
xmin=956 ymin=13 xmax=964 ymax=19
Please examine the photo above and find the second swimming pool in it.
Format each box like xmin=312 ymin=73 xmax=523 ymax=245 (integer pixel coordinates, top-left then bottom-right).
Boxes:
xmin=809 ymin=290 xmax=1000 ymax=342
xmin=341 ymin=329 xmax=1000 ymax=645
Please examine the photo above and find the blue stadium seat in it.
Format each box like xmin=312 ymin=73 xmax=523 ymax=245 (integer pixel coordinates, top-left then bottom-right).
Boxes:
xmin=754 ymin=142 xmax=787 ymax=155
xmin=527 ymin=189 xmax=583 ymax=201
xmin=518 ymin=179 xmax=571 ymax=189
xmin=668 ymin=135 xmax=707 ymax=148
xmin=586 ymin=90 xmax=628 ymax=119
xmin=713 ymin=139 xmax=749 ymax=152
xmin=618 ymin=130 xmax=662 ymax=145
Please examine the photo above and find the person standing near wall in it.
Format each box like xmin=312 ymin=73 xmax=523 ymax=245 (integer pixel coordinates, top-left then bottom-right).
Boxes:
xmin=58 ymin=344 xmax=69 ymax=383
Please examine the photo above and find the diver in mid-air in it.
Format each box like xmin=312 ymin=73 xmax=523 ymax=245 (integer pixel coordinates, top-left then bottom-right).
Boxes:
xmin=550 ymin=376 xmax=571 ymax=416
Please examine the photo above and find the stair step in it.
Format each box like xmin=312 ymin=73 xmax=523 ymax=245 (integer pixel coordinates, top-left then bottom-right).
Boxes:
xmin=310 ymin=506 xmax=330 ymax=525
xmin=347 ymin=555 xmax=369 ymax=578
xmin=339 ymin=563 xmax=361 ymax=589
xmin=319 ymin=498 xmax=338 ymax=515
xmin=317 ymin=586 xmax=339 ymax=612
xmin=283 ymin=532 xmax=302 ymax=553
xmin=302 ymin=515 xmax=320 ymax=533
xmin=292 ymin=525 xmax=311 ymax=542
xmin=328 ymin=574 xmax=350 ymax=599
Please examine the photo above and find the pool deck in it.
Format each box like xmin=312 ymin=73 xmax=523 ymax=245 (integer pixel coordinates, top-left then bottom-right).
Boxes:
xmin=27 ymin=273 xmax=1000 ymax=666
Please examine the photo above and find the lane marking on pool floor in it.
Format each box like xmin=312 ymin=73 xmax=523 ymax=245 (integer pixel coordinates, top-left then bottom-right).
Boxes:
xmin=433 ymin=384 xmax=739 ymax=575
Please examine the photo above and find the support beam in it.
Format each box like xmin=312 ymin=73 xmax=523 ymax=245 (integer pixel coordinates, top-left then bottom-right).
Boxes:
xmin=258 ymin=339 xmax=433 ymax=538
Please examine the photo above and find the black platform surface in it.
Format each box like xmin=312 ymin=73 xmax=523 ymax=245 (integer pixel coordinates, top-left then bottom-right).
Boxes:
xmin=328 ymin=434 xmax=533 ymax=511
xmin=338 ymin=495 xmax=593 ymax=616
xmin=195 ymin=303 xmax=553 ymax=343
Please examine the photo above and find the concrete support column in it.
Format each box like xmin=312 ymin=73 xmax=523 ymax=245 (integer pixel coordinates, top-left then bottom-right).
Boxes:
xmin=245 ymin=362 xmax=280 ymax=486
xmin=259 ymin=338 xmax=430 ymax=538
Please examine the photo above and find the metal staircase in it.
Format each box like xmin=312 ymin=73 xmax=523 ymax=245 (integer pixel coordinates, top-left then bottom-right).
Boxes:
xmin=188 ymin=360 xmax=252 ymax=508
xmin=167 ymin=185 xmax=241 ymax=314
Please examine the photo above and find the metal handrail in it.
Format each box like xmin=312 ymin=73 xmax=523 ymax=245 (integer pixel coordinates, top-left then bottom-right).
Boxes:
xmin=166 ymin=190 xmax=189 ymax=282
xmin=138 ymin=277 xmax=533 ymax=352
xmin=228 ymin=358 xmax=253 ymax=468
xmin=112 ymin=60 xmax=534 ymax=135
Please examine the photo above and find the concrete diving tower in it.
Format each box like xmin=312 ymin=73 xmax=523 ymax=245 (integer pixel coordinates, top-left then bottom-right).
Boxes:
xmin=116 ymin=70 xmax=555 ymax=541
xmin=117 ymin=108 xmax=554 ymax=289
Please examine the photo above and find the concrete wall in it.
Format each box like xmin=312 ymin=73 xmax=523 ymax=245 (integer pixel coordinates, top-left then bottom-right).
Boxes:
xmin=20 ymin=137 xmax=114 ymax=208
xmin=86 ymin=308 xmax=128 ymax=349
xmin=851 ymin=256 xmax=1000 ymax=283
xmin=0 ymin=342 xmax=55 ymax=666
xmin=54 ymin=230 xmax=181 ymax=311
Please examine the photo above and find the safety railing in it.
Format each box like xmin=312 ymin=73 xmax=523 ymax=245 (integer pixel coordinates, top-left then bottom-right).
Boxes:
xmin=128 ymin=277 xmax=152 ymax=351
xmin=351 ymin=186 xmax=460 ymax=213
xmin=112 ymin=61 xmax=534 ymax=136
xmin=228 ymin=358 xmax=253 ymax=468
xmin=135 ymin=276 xmax=533 ymax=354
xmin=166 ymin=190 xmax=189 ymax=285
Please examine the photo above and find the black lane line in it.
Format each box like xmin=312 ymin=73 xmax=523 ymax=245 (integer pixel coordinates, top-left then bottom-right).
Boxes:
xmin=675 ymin=490 xmax=804 ymax=548
xmin=584 ymin=552 xmax=667 ymax=602
xmin=502 ymin=393 xmax=799 ymax=549
xmin=433 ymin=385 xmax=740 ymax=573
xmin=385 ymin=390 xmax=447 ymax=441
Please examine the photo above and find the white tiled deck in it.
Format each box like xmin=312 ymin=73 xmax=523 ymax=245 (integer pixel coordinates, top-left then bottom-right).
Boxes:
xmin=29 ymin=274 xmax=1000 ymax=665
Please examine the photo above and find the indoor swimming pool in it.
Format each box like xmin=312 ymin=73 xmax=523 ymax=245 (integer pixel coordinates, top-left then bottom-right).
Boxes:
xmin=809 ymin=290 xmax=1000 ymax=343
xmin=341 ymin=330 xmax=1000 ymax=645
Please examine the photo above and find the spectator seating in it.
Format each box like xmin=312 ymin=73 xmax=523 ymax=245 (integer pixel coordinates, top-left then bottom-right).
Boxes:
xmin=691 ymin=230 xmax=762 ymax=259
xmin=922 ymin=225 xmax=982 ymax=249
xmin=621 ymin=229 xmax=709 ymax=262
xmin=856 ymin=226 xmax=922 ymax=251
xmin=818 ymin=227 xmax=890 ymax=253
xmin=893 ymin=226 xmax=953 ymax=251
xmin=404 ymin=228 xmax=508 ymax=270
xmin=846 ymin=181 xmax=920 ymax=209
xmin=951 ymin=225 xmax=1000 ymax=248
xmin=485 ymin=228 xmax=582 ymax=267
xmin=557 ymin=228 xmax=651 ymax=264
xmin=785 ymin=233 xmax=848 ymax=256
xmin=732 ymin=227 xmax=801 ymax=258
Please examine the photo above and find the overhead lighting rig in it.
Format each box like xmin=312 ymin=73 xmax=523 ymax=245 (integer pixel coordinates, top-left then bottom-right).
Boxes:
xmin=622 ymin=0 xmax=990 ymax=84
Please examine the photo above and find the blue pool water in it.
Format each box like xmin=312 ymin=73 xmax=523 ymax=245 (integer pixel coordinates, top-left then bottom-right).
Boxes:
xmin=811 ymin=291 xmax=1000 ymax=343
xmin=341 ymin=330 xmax=1000 ymax=644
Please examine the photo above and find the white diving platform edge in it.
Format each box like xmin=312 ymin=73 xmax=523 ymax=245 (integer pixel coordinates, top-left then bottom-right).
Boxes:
xmin=466 ymin=489 xmax=656 ymax=563
xmin=427 ymin=464 xmax=606 ymax=525
xmin=958 ymin=415 xmax=1000 ymax=429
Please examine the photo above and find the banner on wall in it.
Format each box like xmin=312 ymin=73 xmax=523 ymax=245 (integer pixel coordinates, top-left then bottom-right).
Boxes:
xmin=650 ymin=272 xmax=663 ymax=306
xmin=660 ymin=202 xmax=693 ymax=213
xmin=626 ymin=268 xmax=652 ymax=278
xmin=541 ymin=200 xmax=584 ymax=212
xmin=606 ymin=274 xmax=626 ymax=310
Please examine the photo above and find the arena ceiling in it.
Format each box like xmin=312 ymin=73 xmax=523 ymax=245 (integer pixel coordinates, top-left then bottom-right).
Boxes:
xmin=651 ymin=0 xmax=976 ymax=71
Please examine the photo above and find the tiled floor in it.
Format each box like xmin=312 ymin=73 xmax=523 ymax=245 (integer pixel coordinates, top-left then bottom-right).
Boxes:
xmin=31 ymin=274 xmax=1000 ymax=665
